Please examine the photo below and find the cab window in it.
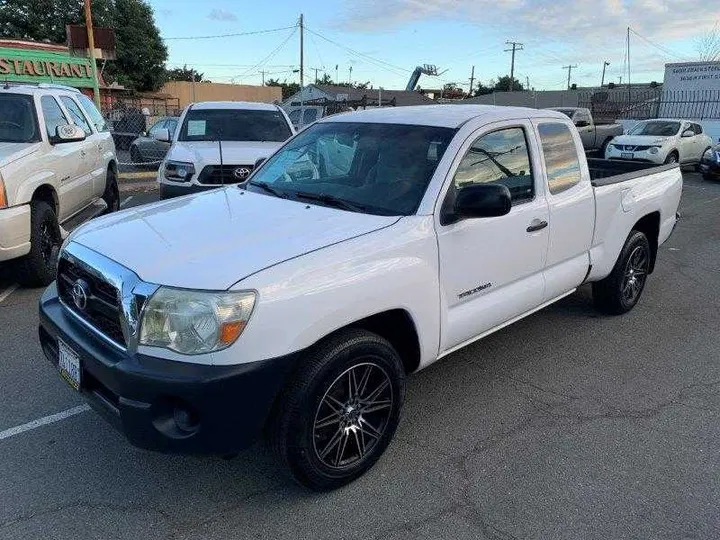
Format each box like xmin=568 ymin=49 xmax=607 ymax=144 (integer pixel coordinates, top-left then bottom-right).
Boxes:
xmin=60 ymin=96 xmax=93 ymax=135
xmin=538 ymin=122 xmax=582 ymax=195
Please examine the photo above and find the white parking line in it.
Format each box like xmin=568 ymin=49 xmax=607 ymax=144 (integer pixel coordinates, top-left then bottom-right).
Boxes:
xmin=0 ymin=283 xmax=18 ymax=304
xmin=0 ymin=405 xmax=90 ymax=441
xmin=120 ymin=195 xmax=134 ymax=207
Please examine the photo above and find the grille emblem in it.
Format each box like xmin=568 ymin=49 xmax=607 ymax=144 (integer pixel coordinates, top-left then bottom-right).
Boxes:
xmin=233 ymin=167 xmax=251 ymax=180
xmin=71 ymin=279 xmax=90 ymax=311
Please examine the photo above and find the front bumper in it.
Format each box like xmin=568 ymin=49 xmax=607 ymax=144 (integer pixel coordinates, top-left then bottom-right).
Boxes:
xmin=699 ymin=161 xmax=720 ymax=178
xmin=605 ymin=147 xmax=664 ymax=164
xmin=0 ymin=204 xmax=31 ymax=261
xmin=39 ymin=283 xmax=298 ymax=455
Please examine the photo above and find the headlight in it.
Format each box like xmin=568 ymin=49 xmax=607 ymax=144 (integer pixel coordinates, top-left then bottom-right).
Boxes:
xmin=0 ymin=172 xmax=7 ymax=208
xmin=164 ymin=160 xmax=195 ymax=182
xmin=607 ymin=144 xmax=615 ymax=151
xmin=139 ymin=288 xmax=256 ymax=354
xmin=702 ymin=148 xmax=714 ymax=162
xmin=648 ymin=146 xmax=660 ymax=154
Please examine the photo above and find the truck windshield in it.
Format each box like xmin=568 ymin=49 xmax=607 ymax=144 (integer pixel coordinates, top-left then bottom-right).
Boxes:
xmin=0 ymin=94 xmax=40 ymax=143
xmin=247 ymin=122 xmax=455 ymax=216
xmin=629 ymin=121 xmax=681 ymax=136
xmin=178 ymin=108 xmax=292 ymax=142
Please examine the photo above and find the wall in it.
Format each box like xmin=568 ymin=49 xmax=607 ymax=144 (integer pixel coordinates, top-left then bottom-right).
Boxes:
xmin=161 ymin=81 xmax=282 ymax=109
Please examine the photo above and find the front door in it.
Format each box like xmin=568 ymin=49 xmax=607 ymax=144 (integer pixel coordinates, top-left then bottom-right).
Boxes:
xmin=436 ymin=121 xmax=549 ymax=353
xmin=60 ymin=95 xmax=104 ymax=198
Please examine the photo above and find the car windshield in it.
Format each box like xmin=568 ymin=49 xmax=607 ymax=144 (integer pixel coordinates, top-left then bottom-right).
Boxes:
xmin=246 ymin=121 xmax=455 ymax=216
xmin=178 ymin=108 xmax=292 ymax=142
xmin=629 ymin=121 xmax=681 ymax=136
xmin=0 ymin=94 xmax=39 ymax=143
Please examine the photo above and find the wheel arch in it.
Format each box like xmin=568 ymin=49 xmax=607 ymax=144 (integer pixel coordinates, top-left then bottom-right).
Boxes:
xmin=31 ymin=184 xmax=59 ymax=215
xmin=632 ymin=211 xmax=660 ymax=273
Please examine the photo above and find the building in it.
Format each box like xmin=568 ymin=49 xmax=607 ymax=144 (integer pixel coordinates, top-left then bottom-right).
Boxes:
xmin=160 ymin=81 xmax=282 ymax=110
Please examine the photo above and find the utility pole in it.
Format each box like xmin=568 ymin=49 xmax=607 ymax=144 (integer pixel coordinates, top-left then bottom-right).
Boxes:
xmin=83 ymin=0 xmax=101 ymax=107
xmin=468 ymin=65 xmax=475 ymax=96
xmin=627 ymin=26 xmax=631 ymax=104
xmin=313 ymin=67 xmax=319 ymax=83
xmin=600 ymin=61 xmax=610 ymax=88
xmin=562 ymin=64 xmax=578 ymax=90
xmin=260 ymin=70 xmax=266 ymax=85
xmin=526 ymin=75 xmax=530 ymax=91
xmin=348 ymin=65 xmax=353 ymax=85
xmin=299 ymin=13 xmax=304 ymax=127
xmin=504 ymin=41 xmax=523 ymax=92
xmin=335 ymin=64 xmax=338 ymax=83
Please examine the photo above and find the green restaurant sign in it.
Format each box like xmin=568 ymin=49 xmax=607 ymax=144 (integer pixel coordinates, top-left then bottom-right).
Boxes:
xmin=0 ymin=47 xmax=94 ymax=88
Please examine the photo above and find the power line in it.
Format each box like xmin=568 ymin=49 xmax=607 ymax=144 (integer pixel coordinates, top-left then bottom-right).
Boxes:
xmin=629 ymin=27 xmax=688 ymax=61
xmin=163 ymin=25 xmax=296 ymax=41
xmin=236 ymin=28 xmax=297 ymax=80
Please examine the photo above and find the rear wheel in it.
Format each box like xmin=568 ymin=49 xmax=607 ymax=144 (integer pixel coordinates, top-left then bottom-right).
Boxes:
xmin=592 ymin=230 xmax=651 ymax=315
xmin=268 ymin=329 xmax=405 ymax=491
xmin=664 ymin=151 xmax=678 ymax=164
xmin=14 ymin=201 xmax=61 ymax=287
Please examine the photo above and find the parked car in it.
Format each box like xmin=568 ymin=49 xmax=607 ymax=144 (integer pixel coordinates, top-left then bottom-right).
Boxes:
xmin=699 ymin=139 xmax=720 ymax=181
xmin=155 ymin=101 xmax=295 ymax=199
xmin=547 ymin=107 xmax=623 ymax=152
xmin=109 ymin=106 xmax=146 ymax=151
xmin=39 ymin=105 xmax=681 ymax=491
xmin=605 ymin=119 xmax=713 ymax=165
xmin=128 ymin=116 xmax=178 ymax=166
xmin=0 ymin=83 xmax=118 ymax=286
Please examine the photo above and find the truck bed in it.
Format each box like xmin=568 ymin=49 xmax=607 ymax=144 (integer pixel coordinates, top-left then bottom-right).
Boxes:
xmin=587 ymin=158 xmax=679 ymax=187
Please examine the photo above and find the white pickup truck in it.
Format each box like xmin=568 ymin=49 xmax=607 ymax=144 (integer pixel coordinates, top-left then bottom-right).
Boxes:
xmin=39 ymin=105 xmax=682 ymax=491
xmin=0 ymin=84 xmax=118 ymax=285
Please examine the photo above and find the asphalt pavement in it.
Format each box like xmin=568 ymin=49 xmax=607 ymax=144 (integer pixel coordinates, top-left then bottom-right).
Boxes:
xmin=1 ymin=174 xmax=719 ymax=539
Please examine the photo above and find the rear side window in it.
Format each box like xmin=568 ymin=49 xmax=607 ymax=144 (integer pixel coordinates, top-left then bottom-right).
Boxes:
xmin=538 ymin=123 xmax=582 ymax=195
xmin=77 ymin=94 xmax=109 ymax=132
xmin=40 ymin=96 xmax=69 ymax=139
xmin=60 ymin=96 xmax=92 ymax=135
xmin=453 ymin=127 xmax=534 ymax=205
xmin=692 ymin=123 xmax=703 ymax=135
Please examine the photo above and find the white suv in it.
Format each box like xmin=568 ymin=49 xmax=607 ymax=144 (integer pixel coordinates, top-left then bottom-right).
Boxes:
xmin=0 ymin=84 xmax=118 ymax=285
xmin=154 ymin=101 xmax=294 ymax=199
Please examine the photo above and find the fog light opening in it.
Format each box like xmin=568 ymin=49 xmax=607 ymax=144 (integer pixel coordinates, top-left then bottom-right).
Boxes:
xmin=173 ymin=404 xmax=200 ymax=434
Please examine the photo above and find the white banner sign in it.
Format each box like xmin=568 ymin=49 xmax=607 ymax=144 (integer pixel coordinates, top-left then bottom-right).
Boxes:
xmin=663 ymin=62 xmax=720 ymax=92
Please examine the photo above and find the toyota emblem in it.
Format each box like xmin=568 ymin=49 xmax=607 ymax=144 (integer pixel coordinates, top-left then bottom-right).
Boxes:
xmin=70 ymin=279 xmax=89 ymax=311
xmin=233 ymin=167 xmax=251 ymax=180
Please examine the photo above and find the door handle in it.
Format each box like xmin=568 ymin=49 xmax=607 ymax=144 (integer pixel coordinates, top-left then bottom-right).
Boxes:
xmin=526 ymin=219 xmax=548 ymax=232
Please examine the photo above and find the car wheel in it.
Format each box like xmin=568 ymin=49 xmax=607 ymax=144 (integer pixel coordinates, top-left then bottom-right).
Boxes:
xmin=592 ymin=230 xmax=651 ymax=315
xmin=599 ymin=138 xmax=612 ymax=156
xmin=696 ymin=147 xmax=711 ymax=172
xmin=130 ymin=145 xmax=143 ymax=165
xmin=14 ymin=201 xmax=61 ymax=287
xmin=664 ymin=151 xmax=678 ymax=164
xmin=268 ymin=328 xmax=406 ymax=491
xmin=102 ymin=166 xmax=120 ymax=214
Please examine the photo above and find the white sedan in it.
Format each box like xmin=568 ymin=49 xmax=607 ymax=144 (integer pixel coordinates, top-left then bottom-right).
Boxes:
xmin=605 ymin=119 xmax=713 ymax=165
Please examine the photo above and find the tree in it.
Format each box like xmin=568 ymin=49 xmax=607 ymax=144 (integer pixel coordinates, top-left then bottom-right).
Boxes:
xmin=472 ymin=82 xmax=493 ymax=97
xmin=696 ymin=25 xmax=720 ymax=62
xmin=0 ymin=0 xmax=167 ymax=92
xmin=166 ymin=65 xmax=204 ymax=82
xmin=493 ymin=75 xmax=524 ymax=92
xmin=265 ymin=78 xmax=300 ymax=100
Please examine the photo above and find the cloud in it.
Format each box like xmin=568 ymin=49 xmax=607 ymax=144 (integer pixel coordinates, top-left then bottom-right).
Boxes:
xmin=208 ymin=8 xmax=237 ymax=22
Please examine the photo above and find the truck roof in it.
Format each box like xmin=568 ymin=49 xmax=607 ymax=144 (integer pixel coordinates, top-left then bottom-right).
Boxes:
xmin=0 ymin=82 xmax=81 ymax=95
xmin=189 ymin=101 xmax=280 ymax=111
xmin=320 ymin=104 xmax=569 ymax=128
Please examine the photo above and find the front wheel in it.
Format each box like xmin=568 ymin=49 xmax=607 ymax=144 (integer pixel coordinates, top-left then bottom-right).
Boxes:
xmin=592 ymin=230 xmax=651 ymax=315
xmin=14 ymin=201 xmax=61 ymax=287
xmin=268 ymin=329 xmax=406 ymax=491
xmin=664 ymin=151 xmax=678 ymax=164
xmin=102 ymin=167 xmax=120 ymax=214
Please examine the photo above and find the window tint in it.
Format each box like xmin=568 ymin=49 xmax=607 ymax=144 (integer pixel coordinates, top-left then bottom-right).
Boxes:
xmin=693 ymin=123 xmax=703 ymax=135
xmin=179 ymin=109 xmax=292 ymax=142
xmin=166 ymin=118 xmax=178 ymax=137
xmin=76 ymin=94 xmax=108 ymax=131
xmin=60 ymin=96 xmax=92 ymax=135
xmin=40 ymin=96 xmax=69 ymax=140
xmin=148 ymin=119 xmax=167 ymax=137
xmin=453 ymin=127 xmax=534 ymax=204
xmin=538 ymin=122 xmax=583 ymax=195
xmin=303 ymin=108 xmax=318 ymax=124
xmin=0 ymin=94 xmax=39 ymax=143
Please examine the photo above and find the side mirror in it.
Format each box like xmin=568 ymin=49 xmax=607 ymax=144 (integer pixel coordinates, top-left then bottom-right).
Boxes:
xmin=254 ymin=157 xmax=266 ymax=169
xmin=575 ymin=120 xmax=590 ymax=128
xmin=453 ymin=184 xmax=512 ymax=221
xmin=681 ymin=129 xmax=694 ymax=138
xmin=153 ymin=128 xmax=171 ymax=143
xmin=52 ymin=124 xmax=86 ymax=144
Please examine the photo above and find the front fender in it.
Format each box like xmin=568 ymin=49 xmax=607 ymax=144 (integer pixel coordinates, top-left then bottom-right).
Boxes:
xmin=212 ymin=216 xmax=441 ymax=368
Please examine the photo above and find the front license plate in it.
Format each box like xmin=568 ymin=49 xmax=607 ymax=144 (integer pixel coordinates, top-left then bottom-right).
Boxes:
xmin=58 ymin=340 xmax=81 ymax=391
xmin=621 ymin=152 xmax=634 ymax=159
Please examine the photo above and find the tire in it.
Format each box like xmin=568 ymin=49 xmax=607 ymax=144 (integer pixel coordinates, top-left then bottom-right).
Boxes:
xmin=599 ymin=138 xmax=612 ymax=156
xmin=102 ymin=167 xmax=120 ymax=214
xmin=268 ymin=328 xmax=406 ymax=491
xmin=130 ymin=145 xmax=144 ymax=165
xmin=696 ymin=147 xmax=711 ymax=172
xmin=664 ymin=151 xmax=678 ymax=164
xmin=14 ymin=201 xmax=61 ymax=287
xmin=592 ymin=230 xmax=651 ymax=315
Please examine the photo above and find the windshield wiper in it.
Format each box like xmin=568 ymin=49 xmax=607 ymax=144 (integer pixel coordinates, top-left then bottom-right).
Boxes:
xmin=247 ymin=181 xmax=286 ymax=198
xmin=292 ymin=191 xmax=368 ymax=213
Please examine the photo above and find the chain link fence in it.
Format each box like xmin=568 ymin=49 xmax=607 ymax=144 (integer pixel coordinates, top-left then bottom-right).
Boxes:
xmin=102 ymin=95 xmax=181 ymax=171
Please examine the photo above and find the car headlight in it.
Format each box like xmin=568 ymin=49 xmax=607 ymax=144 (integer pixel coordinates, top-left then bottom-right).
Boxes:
xmin=139 ymin=288 xmax=256 ymax=354
xmin=607 ymin=144 xmax=615 ymax=151
xmin=164 ymin=160 xmax=195 ymax=182
xmin=648 ymin=146 xmax=660 ymax=154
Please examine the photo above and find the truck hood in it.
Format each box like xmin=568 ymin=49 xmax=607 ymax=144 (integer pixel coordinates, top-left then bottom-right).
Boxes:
xmin=70 ymin=188 xmax=399 ymax=289
xmin=0 ymin=141 xmax=41 ymax=167
xmin=611 ymin=135 xmax=673 ymax=146
xmin=167 ymin=141 xmax=283 ymax=167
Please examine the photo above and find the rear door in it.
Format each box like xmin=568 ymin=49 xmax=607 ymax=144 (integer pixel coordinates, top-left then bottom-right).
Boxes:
xmin=436 ymin=119 xmax=549 ymax=352
xmin=39 ymin=95 xmax=89 ymax=220
xmin=532 ymin=120 xmax=595 ymax=301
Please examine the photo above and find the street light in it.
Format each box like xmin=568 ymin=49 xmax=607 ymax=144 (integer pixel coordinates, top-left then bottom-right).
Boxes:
xmin=600 ymin=61 xmax=610 ymax=88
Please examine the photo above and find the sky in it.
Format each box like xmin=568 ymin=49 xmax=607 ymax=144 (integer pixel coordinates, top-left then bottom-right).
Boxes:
xmin=147 ymin=0 xmax=718 ymax=92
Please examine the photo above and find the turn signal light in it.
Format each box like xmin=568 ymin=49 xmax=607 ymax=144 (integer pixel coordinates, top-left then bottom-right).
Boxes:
xmin=0 ymin=176 xmax=7 ymax=208
xmin=219 ymin=321 xmax=246 ymax=345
